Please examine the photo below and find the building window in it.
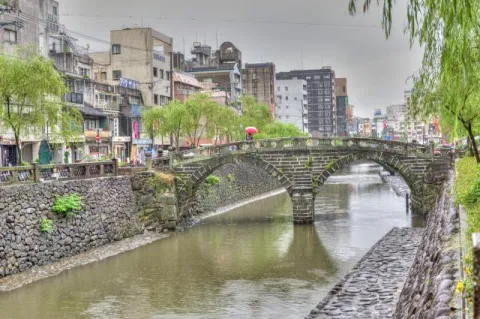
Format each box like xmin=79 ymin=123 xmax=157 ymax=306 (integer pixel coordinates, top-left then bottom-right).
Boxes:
xmin=286 ymin=105 xmax=289 ymax=109
xmin=278 ymin=116 xmax=282 ymax=119
xmin=101 ymin=72 xmax=107 ymax=80
xmin=314 ymin=75 xmax=321 ymax=79
xmin=112 ymin=70 xmax=122 ymax=80
xmin=154 ymin=94 xmax=159 ymax=105
xmin=53 ymin=6 xmax=58 ymax=16
xmin=285 ymin=86 xmax=288 ymax=91
xmin=242 ymin=74 xmax=246 ymax=80
xmin=112 ymin=44 xmax=121 ymax=55
xmin=79 ymin=67 xmax=90 ymax=78
xmin=285 ymin=96 xmax=288 ymax=101
xmin=166 ymin=71 xmax=171 ymax=80
xmin=3 ymin=29 xmax=16 ymax=43
xmin=277 ymin=87 xmax=280 ymax=91
xmin=253 ymin=87 xmax=257 ymax=93
xmin=286 ymin=115 xmax=289 ymax=119
xmin=252 ymin=73 xmax=256 ymax=80
xmin=343 ymin=85 xmax=346 ymax=93
xmin=153 ymin=67 xmax=158 ymax=77
xmin=306 ymin=76 xmax=311 ymax=79
xmin=159 ymin=69 xmax=164 ymax=79
xmin=294 ymin=97 xmax=297 ymax=101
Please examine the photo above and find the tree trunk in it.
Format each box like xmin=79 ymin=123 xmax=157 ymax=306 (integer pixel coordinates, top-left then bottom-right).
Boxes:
xmin=467 ymin=122 xmax=480 ymax=163
xmin=14 ymin=131 xmax=22 ymax=166
xmin=467 ymin=137 xmax=474 ymax=156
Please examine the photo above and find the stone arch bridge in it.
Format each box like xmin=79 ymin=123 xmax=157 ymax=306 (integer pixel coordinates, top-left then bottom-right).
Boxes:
xmin=154 ymin=138 xmax=451 ymax=224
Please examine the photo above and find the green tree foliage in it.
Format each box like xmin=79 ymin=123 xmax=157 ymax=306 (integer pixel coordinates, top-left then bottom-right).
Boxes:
xmin=349 ymin=0 xmax=480 ymax=162
xmin=241 ymin=96 xmax=273 ymax=130
xmin=142 ymin=100 xmax=187 ymax=150
xmin=209 ymin=105 xmax=242 ymax=144
xmin=255 ymin=121 xmax=307 ymax=139
xmin=184 ymin=94 xmax=217 ymax=147
xmin=0 ymin=48 xmax=82 ymax=164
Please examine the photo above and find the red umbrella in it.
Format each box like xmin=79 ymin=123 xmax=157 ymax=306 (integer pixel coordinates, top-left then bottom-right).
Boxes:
xmin=244 ymin=127 xmax=258 ymax=134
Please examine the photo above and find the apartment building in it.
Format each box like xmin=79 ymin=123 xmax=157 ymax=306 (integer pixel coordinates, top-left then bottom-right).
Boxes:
xmin=90 ymin=27 xmax=173 ymax=107
xmin=276 ymin=67 xmax=336 ymax=136
xmin=275 ymin=79 xmax=308 ymax=132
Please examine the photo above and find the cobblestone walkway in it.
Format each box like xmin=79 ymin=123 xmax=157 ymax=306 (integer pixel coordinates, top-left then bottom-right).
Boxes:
xmin=306 ymin=227 xmax=423 ymax=319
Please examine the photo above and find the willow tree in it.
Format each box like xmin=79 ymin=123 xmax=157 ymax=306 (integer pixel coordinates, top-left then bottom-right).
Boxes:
xmin=142 ymin=100 xmax=187 ymax=150
xmin=184 ymin=94 xmax=218 ymax=147
xmin=209 ymin=105 xmax=241 ymax=144
xmin=349 ymin=0 xmax=480 ymax=162
xmin=241 ymin=96 xmax=273 ymax=131
xmin=0 ymin=49 xmax=81 ymax=164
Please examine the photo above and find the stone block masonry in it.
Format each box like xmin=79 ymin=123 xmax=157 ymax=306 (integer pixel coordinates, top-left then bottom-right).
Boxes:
xmin=306 ymin=228 xmax=423 ymax=319
xmin=0 ymin=176 xmax=142 ymax=278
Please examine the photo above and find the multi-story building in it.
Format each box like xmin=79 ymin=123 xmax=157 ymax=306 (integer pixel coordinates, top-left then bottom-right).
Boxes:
xmin=275 ymin=79 xmax=308 ymax=132
xmin=0 ymin=0 xmax=60 ymax=57
xmin=90 ymin=27 xmax=173 ymax=107
xmin=276 ymin=67 xmax=336 ymax=136
xmin=173 ymin=72 xmax=202 ymax=103
xmin=335 ymin=78 xmax=348 ymax=136
xmin=386 ymin=104 xmax=407 ymax=138
xmin=242 ymin=63 xmax=276 ymax=115
xmin=0 ymin=0 xmax=61 ymax=166
xmin=186 ymin=41 xmax=243 ymax=105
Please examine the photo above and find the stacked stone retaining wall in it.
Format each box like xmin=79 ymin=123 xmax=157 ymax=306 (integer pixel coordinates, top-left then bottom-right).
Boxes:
xmin=0 ymin=176 xmax=142 ymax=278
xmin=393 ymin=171 xmax=460 ymax=318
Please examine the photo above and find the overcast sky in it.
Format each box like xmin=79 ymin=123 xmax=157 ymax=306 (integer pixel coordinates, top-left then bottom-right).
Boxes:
xmin=58 ymin=0 xmax=423 ymax=118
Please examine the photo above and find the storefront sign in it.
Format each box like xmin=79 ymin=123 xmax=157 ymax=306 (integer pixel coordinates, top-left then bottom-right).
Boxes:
xmin=113 ymin=136 xmax=131 ymax=143
xmin=133 ymin=139 xmax=152 ymax=145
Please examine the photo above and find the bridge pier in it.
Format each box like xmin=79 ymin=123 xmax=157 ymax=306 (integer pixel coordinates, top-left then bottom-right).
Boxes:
xmin=291 ymin=188 xmax=315 ymax=224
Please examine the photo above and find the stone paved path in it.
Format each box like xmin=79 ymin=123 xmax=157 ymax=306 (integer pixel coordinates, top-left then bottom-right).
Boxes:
xmin=306 ymin=227 xmax=423 ymax=319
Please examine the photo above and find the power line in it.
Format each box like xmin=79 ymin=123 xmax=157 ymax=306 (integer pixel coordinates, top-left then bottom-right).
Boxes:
xmin=58 ymin=13 xmax=382 ymax=29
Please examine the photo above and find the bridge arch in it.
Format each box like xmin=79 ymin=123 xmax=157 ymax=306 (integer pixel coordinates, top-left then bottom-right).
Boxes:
xmin=312 ymin=151 xmax=423 ymax=200
xmin=174 ymin=153 xmax=294 ymax=219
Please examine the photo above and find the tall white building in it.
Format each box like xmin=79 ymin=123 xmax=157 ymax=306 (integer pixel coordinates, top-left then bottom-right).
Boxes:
xmin=275 ymin=79 xmax=308 ymax=132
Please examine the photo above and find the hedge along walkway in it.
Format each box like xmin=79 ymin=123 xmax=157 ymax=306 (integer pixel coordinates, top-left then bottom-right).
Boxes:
xmin=306 ymin=227 xmax=423 ymax=319
xmin=454 ymin=157 xmax=480 ymax=312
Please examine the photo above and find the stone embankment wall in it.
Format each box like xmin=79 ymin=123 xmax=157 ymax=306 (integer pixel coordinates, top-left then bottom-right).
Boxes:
xmin=0 ymin=177 xmax=142 ymax=278
xmin=0 ymin=164 xmax=283 ymax=279
xmin=393 ymin=171 xmax=460 ymax=318
xmin=183 ymin=163 xmax=282 ymax=221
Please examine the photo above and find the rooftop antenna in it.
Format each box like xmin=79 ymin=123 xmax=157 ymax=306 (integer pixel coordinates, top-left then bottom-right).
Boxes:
xmin=216 ymin=31 xmax=219 ymax=50
xmin=183 ymin=37 xmax=185 ymax=56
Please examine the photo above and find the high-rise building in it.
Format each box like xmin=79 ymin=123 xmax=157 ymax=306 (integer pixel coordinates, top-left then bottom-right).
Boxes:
xmin=335 ymin=78 xmax=348 ymax=136
xmin=275 ymin=79 xmax=308 ymax=132
xmin=242 ymin=63 xmax=276 ymax=115
xmin=276 ymin=67 xmax=336 ymax=136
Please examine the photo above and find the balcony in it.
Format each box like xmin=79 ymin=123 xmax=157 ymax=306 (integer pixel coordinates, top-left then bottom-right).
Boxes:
xmin=95 ymin=100 xmax=119 ymax=112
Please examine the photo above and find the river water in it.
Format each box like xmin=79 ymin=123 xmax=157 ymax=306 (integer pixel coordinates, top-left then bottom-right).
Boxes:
xmin=0 ymin=161 xmax=424 ymax=319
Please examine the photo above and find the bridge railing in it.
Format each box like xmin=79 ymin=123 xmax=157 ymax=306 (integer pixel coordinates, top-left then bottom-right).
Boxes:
xmin=0 ymin=160 xmax=118 ymax=186
xmin=153 ymin=137 xmax=436 ymax=169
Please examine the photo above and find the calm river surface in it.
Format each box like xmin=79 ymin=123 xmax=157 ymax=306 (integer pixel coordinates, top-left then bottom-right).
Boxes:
xmin=0 ymin=161 xmax=424 ymax=319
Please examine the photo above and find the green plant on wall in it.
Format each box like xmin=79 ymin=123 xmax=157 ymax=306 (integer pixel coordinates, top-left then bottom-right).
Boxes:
xmin=64 ymin=151 xmax=70 ymax=164
xmin=205 ymin=175 xmax=220 ymax=186
xmin=305 ymin=155 xmax=313 ymax=169
xmin=39 ymin=217 xmax=53 ymax=233
xmin=324 ymin=160 xmax=336 ymax=171
xmin=52 ymin=193 xmax=83 ymax=217
xmin=148 ymin=172 xmax=175 ymax=193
